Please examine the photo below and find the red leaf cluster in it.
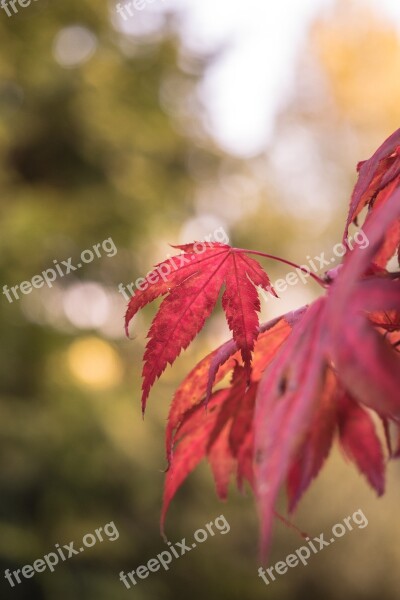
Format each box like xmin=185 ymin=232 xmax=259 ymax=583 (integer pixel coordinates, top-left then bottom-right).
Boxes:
xmin=125 ymin=129 xmax=400 ymax=561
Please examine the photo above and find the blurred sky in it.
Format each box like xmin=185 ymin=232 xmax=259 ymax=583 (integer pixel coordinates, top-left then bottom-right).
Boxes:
xmin=115 ymin=0 xmax=400 ymax=156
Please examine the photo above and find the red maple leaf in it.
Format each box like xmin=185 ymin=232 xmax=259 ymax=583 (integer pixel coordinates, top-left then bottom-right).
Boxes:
xmin=125 ymin=129 xmax=400 ymax=562
xmin=345 ymin=128 xmax=400 ymax=238
xmin=125 ymin=243 xmax=277 ymax=412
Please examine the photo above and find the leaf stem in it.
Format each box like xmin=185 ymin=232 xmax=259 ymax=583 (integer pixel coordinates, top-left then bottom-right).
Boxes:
xmin=235 ymin=248 xmax=328 ymax=288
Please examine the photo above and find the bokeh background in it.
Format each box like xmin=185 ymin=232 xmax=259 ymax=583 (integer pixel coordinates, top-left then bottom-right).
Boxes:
xmin=1 ymin=0 xmax=400 ymax=598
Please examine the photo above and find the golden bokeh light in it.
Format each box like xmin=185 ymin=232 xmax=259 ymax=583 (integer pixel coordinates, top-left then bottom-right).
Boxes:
xmin=67 ymin=337 xmax=123 ymax=389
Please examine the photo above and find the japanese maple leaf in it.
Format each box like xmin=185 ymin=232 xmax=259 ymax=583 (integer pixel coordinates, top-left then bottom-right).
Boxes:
xmin=254 ymin=190 xmax=400 ymax=560
xmin=345 ymin=127 xmax=400 ymax=239
xmin=165 ymin=311 xmax=300 ymax=465
xmin=161 ymin=366 xmax=249 ymax=530
xmin=336 ymin=391 xmax=385 ymax=494
xmin=254 ymin=298 xmax=329 ymax=555
xmin=162 ymin=362 xmax=306 ymax=541
xmin=125 ymin=128 xmax=400 ymax=565
xmin=328 ymin=189 xmax=400 ymax=418
xmin=287 ymin=378 xmax=385 ymax=512
xmin=344 ymin=127 xmax=400 ymax=266
xmin=124 ymin=243 xmax=276 ymax=412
